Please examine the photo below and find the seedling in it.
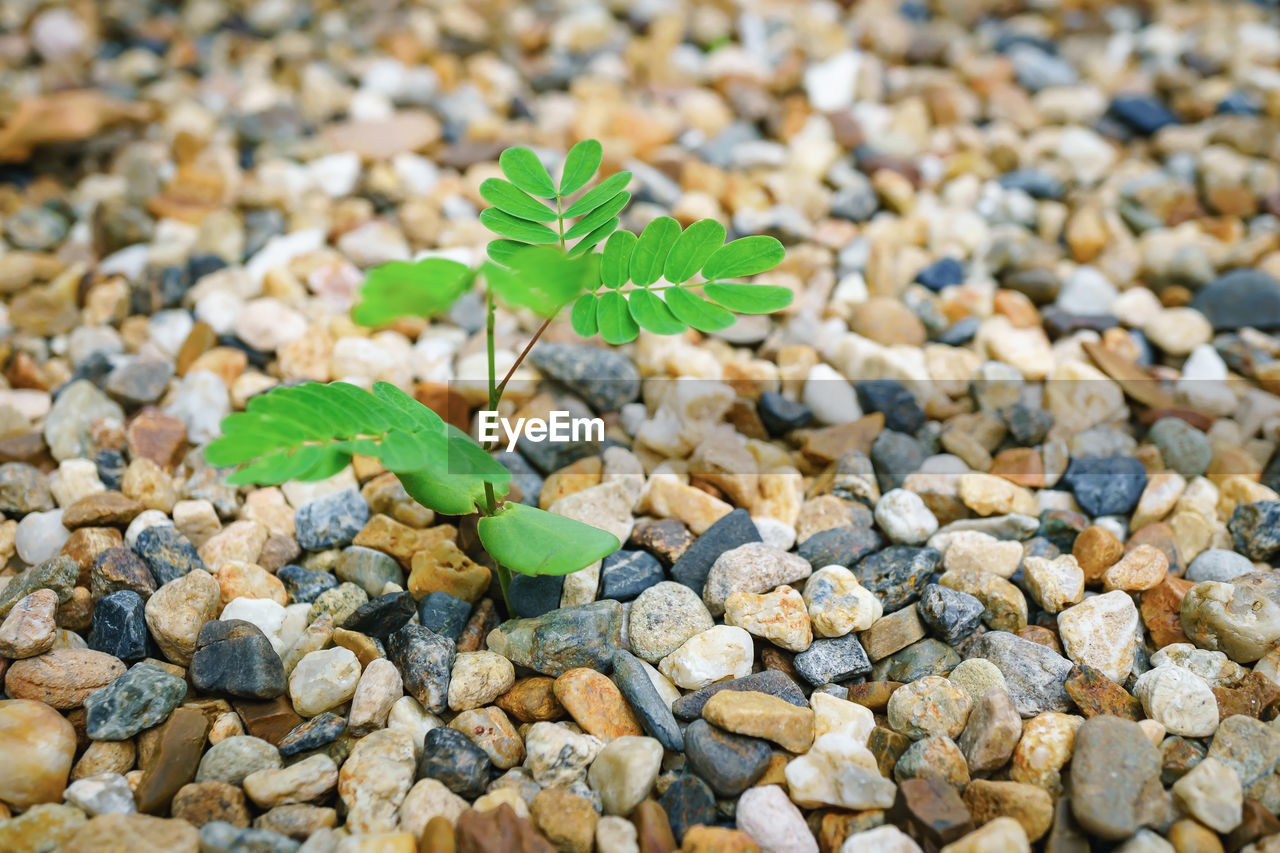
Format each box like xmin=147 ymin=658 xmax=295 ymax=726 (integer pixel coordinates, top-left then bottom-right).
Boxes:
xmin=206 ymin=140 xmax=790 ymax=610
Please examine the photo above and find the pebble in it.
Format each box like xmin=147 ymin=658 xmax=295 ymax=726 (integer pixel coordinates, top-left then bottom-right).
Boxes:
xmin=658 ymin=624 xmax=754 ymax=689
xmin=289 ymin=647 xmax=362 ymax=717
xmin=1021 ymin=555 xmax=1083 ymax=613
xmin=1070 ymin=718 xmax=1165 ymax=841
xmin=628 ymin=582 xmax=714 ymax=663
xmin=875 ymin=489 xmax=938 ymax=545
xmin=191 ymin=620 xmax=287 ymax=699
xmin=1170 ymin=757 xmax=1242 ymax=834
xmin=702 ymin=542 xmax=812 ymax=616
xmin=964 ymin=632 xmax=1073 ymax=716
xmin=703 ymin=689 xmax=815 ymax=753
xmin=83 ymin=592 xmax=147 ymax=662
xmin=1133 ymin=664 xmax=1219 ymax=737
xmin=0 ymin=698 xmax=77 ymax=808
xmin=887 ymin=676 xmax=972 ymax=740
xmin=803 ymin=564 xmax=882 ymax=637
xmin=683 ymin=719 xmax=773 ymax=797
xmin=736 ymin=784 xmax=818 ymax=853
xmin=724 ymin=585 xmax=812 ymax=652
xmin=64 ymin=772 xmax=137 ymax=817
xmin=486 ymin=600 xmax=619 ymax=676
xmin=84 ymin=661 xmax=188 ymax=740
xmin=295 ymin=490 xmax=369 ymax=551
xmin=523 ymin=721 xmax=602 ymax=788
xmin=1056 ymin=590 xmax=1140 ymax=684
xmin=586 ymin=736 xmax=663 ymax=816
xmin=1180 ymin=573 xmax=1280 ymax=663
xmin=916 ymin=584 xmax=984 ymax=644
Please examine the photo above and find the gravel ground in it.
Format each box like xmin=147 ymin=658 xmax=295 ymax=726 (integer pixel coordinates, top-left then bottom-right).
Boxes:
xmin=2 ymin=0 xmax=1280 ymax=851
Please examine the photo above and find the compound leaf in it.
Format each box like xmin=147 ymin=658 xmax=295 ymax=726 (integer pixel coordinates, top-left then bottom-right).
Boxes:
xmin=703 ymin=282 xmax=794 ymax=314
xmin=479 ymin=208 xmax=559 ymax=244
xmin=601 ymin=230 xmax=637 ymax=289
xmin=484 ymin=248 xmax=597 ymax=317
xmin=566 ymin=217 xmax=618 ymax=257
xmin=478 ymin=502 xmax=619 ymax=576
xmin=480 ymin=178 xmax=556 ymax=222
xmin=597 ymin=290 xmax=639 ymax=345
xmin=352 ymin=258 xmax=473 ymax=327
xmin=627 ymin=289 xmax=686 ymax=335
xmin=487 ymin=239 xmax=528 ymax=265
xmin=559 ymin=139 xmax=603 ymax=196
xmin=630 ymin=216 xmax=680 ymax=287
xmin=664 ymin=218 xmax=726 ymax=284
xmin=563 ymin=191 xmax=629 ymax=240
xmin=666 ymin=287 xmax=736 ymax=332
xmin=563 ymin=171 xmax=631 ymax=219
xmin=499 ymin=146 xmax=556 ymax=198
xmin=570 ymin=293 xmax=599 ymax=337
xmin=700 ymin=235 xmax=785 ymax=280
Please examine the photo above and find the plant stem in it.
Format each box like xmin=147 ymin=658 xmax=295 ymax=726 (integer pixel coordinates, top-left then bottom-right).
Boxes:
xmin=482 ymin=287 xmax=499 ymax=515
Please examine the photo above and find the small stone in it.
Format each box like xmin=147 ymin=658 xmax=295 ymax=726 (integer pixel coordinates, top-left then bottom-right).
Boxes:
xmin=947 ymin=659 xmax=1007 ymax=704
xmin=288 ymin=647 xmax=361 ymax=717
xmin=736 ymin=784 xmax=817 ymax=853
xmin=196 ymin=736 xmax=281 ymax=786
xmin=143 ymin=569 xmax=221 ymax=666
xmin=531 ymin=788 xmax=597 ymax=853
xmin=963 ymin=632 xmax=1073 ymax=717
xmin=523 ymin=721 xmax=602 ymax=788
xmin=1171 ymin=757 xmax=1242 ymax=834
xmin=1064 ymin=664 xmax=1143 ymax=719
xmin=860 ymin=606 xmax=926 ymax=662
xmin=486 ymin=600 xmax=619 ymax=676
xmin=335 ymin=546 xmax=402 ymax=597
xmin=1180 ymin=573 xmax=1280 ymax=663
xmin=793 ymin=633 xmax=873 ymax=686
xmin=1061 ymin=457 xmax=1147 ymax=517
xmin=554 ymin=667 xmax=645 ymax=740
xmin=610 ymin=651 xmax=682 ymax=751
xmin=1069 ymin=716 xmax=1163 ymax=840
xmin=0 ymin=589 xmax=58 ymax=658
xmin=683 ymin=718 xmax=773 ymax=797
xmin=629 ymin=582 xmax=714 ymax=664
xmin=936 ymin=818 xmax=1029 ymax=853
xmin=658 ymin=625 xmax=754 ymax=690
xmin=875 ymin=490 xmax=938 ymax=545
xmin=242 ymin=754 xmax=339 ymax=809
xmin=388 ymin=624 xmax=455 ymax=713
xmin=671 ymin=670 xmax=809 ymax=720
xmin=1021 ymin=555 xmax=1083 ymax=613
xmin=134 ymin=706 xmax=211 ymax=814
xmin=1056 ymin=590 xmax=1140 ymax=684
xmin=702 ymin=543 xmax=812 ymax=616
xmin=600 ymin=550 xmax=664 ymax=602
xmin=5 ymin=647 xmax=126 ymax=709
xmin=855 ymin=546 xmax=939 ymax=612
xmin=191 ymin=620 xmax=286 ymax=700
xmin=64 ymin=772 xmax=137 ymax=817
xmin=894 ymin=735 xmax=970 ymax=791
xmin=495 ymin=676 xmax=564 ymax=724
xmin=0 ymin=698 xmax=77 ymax=808
xmin=587 ymin=735 xmax=663 ymax=816
xmin=277 ymin=714 xmax=346 ymax=758
xmin=135 ymin=524 xmax=205 ymax=586
xmin=940 ymin=531 xmax=1023 ymax=579
xmin=84 ymin=661 xmax=187 ymax=740
xmin=872 ymin=638 xmax=961 ymax=683
xmin=417 ymin=592 xmax=471 ymax=641
xmin=60 ymin=813 xmax=198 ymax=853
xmin=295 ymin=489 xmax=368 ymax=551
xmin=172 ymin=782 xmax=250 ymax=829
xmin=724 ymin=585 xmax=812 ymax=652
xmin=703 ymin=690 xmax=815 ymax=753
xmin=887 ymin=676 xmax=973 ymax=740
xmin=917 ymin=585 xmax=984 ymax=644
xmin=670 ymin=509 xmax=761 ymax=593
xmin=1133 ymin=664 xmax=1219 ymax=737
xmin=957 ymin=689 xmax=1022 ymax=773
xmin=938 ymin=568 xmax=1027 ymax=633
xmin=786 ymin=735 xmax=894 ymax=810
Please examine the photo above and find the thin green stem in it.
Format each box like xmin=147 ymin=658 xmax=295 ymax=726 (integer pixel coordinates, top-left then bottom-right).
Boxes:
xmin=483 ymin=287 xmax=499 ymax=516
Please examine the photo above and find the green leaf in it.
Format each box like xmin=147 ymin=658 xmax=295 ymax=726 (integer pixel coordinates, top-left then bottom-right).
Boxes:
xmin=666 ymin=287 xmax=736 ymax=332
xmin=601 ymin=230 xmax=637 ymax=289
xmin=499 ymin=147 xmax=556 ymax=198
xmin=664 ymin=219 xmax=726 ymax=284
xmin=444 ymin=425 xmax=511 ymax=485
xmin=597 ymin=290 xmax=639 ymax=345
xmin=352 ymin=258 xmax=473 ymax=326
xmin=479 ymin=208 xmax=560 ymax=244
xmin=564 ymin=191 xmax=629 ymax=240
xmin=480 ymin=178 xmax=556 ymax=222
xmin=483 ymin=249 xmax=597 ymax=317
xmin=566 ymin=217 xmax=618 ymax=257
xmin=700 ymin=235 xmax=785 ymax=280
xmin=627 ymin=289 xmax=686 ymax=334
xmin=630 ymin=216 xmax=680 ymax=287
xmin=559 ymin=139 xmax=603 ymax=196
xmin=570 ymin=293 xmax=598 ymax=337
xmin=703 ymin=282 xmax=794 ymax=314
xmin=563 ymin=171 xmax=632 ymax=218
xmin=396 ymin=468 xmax=485 ymax=516
xmin=487 ymin=240 xmax=528 ymax=265
xmin=478 ymin=502 xmax=619 ymax=576
xmin=297 ymin=446 xmax=352 ymax=481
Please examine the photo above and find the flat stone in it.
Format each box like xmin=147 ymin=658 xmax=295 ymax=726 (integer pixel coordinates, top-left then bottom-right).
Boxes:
xmin=134 ymin=706 xmax=211 ymax=814
xmin=855 ymin=546 xmax=940 ymax=612
xmin=1064 ymin=664 xmax=1142 ymax=719
xmin=84 ymin=661 xmax=187 ymax=740
xmin=671 ymin=669 xmax=809 ymax=720
xmin=610 ymin=650 xmax=682 ymax=751
xmin=683 ymin=718 xmax=773 ymax=797
xmin=1069 ymin=716 xmax=1162 ymax=840
xmin=958 ymin=688 xmax=1022 ymax=772
xmin=963 ymin=632 xmax=1073 ymax=717
xmin=486 ymin=600 xmax=621 ymax=676
xmin=702 ymin=690 xmax=815 ymax=753
xmin=794 ymin=633 xmax=873 ymax=685
xmin=670 ymin=509 xmax=761 ymax=594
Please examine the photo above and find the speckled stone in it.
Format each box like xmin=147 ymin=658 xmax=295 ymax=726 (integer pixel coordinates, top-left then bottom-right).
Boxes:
xmin=683 ymin=718 xmax=773 ymax=797
xmin=487 ymin=600 xmax=622 ymax=676
xmin=855 ymin=546 xmax=940 ymax=611
xmin=964 ymin=631 xmax=1074 ymax=717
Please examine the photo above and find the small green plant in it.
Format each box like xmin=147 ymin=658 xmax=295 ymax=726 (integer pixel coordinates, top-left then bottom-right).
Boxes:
xmin=206 ymin=140 xmax=790 ymax=609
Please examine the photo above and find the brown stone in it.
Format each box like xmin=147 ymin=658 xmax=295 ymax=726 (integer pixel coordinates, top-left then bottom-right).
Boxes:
xmin=553 ymin=668 xmax=645 ymax=741
xmin=60 ymin=527 xmax=123 ymax=581
xmin=848 ymin=681 xmax=903 ymax=713
xmin=1064 ymin=665 xmax=1142 ymax=720
xmin=891 ymin=776 xmax=974 ymax=849
xmin=4 ymin=648 xmax=126 ymax=709
xmin=408 ymin=540 xmax=491 ymax=603
xmin=62 ymin=813 xmax=199 ymax=853
xmin=126 ymin=409 xmax=188 ymax=470
xmin=176 ymin=322 xmax=218 ymax=377
xmin=850 ymin=298 xmax=926 ymax=347
xmin=56 ymin=586 xmax=94 ymax=633
xmin=332 ymin=628 xmax=383 ymax=669
xmin=962 ymin=779 xmax=1053 ymax=842
xmin=630 ymin=520 xmax=693 ymax=566
xmin=495 ymin=677 xmax=564 ymax=723
xmin=801 ymin=413 xmax=884 ymax=466
xmin=989 ymin=448 xmax=1045 ymax=488
xmin=679 ymin=826 xmax=761 ymax=852
xmin=252 ymin=804 xmax=338 ymax=839
xmin=860 ymin=607 xmax=926 ymax=661
xmin=231 ymin=696 xmax=303 ymax=746
xmin=1213 ymin=672 xmax=1280 ymax=720
xmin=702 ymin=690 xmax=815 ymax=753
xmin=759 ymin=646 xmax=799 ymax=682
xmin=90 ymin=546 xmax=156 ymax=601
xmin=456 ymin=598 xmax=497 ymax=654
xmin=0 ymin=431 xmax=54 ymax=469
xmin=869 ymin=725 xmax=912 ymax=779
xmin=1167 ymin=818 xmax=1225 ymax=853
xmin=422 ymin=815 xmax=458 ymax=853
xmin=1072 ymin=526 xmax=1125 ymax=585
xmin=812 ymin=810 xmax=888 ymax=853
xmin=539 ymin=457 xmax=603 ymax=511
xmin=1225 ymin=799 xmax=1280 ymax=853
xmin=1015 ymin=625 xmax=1062 ymax=655
xmin=414 ymin=382 xmax=471 ymax=432
xmin=353 ymin=514 xmax=456 ymax=569
xmin=135 ymin=707 xmax=211 ymax=814
xmin=957 ymin=689 xmax=1022 ymax=773
xmin=633 ymin=799 xmax=678 ymax=853
xmin=62 ymin=492 xmax=145 ymax=528
xmin=1140 ymin=575 xmax=1195 ymax=649
xmin=170 ymin=780 xmax=249 ymax=827
xmin=454 ymin=803 xmax=555 ymax=853
xmin=530 ymin=787 xmax=598 ymax=853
